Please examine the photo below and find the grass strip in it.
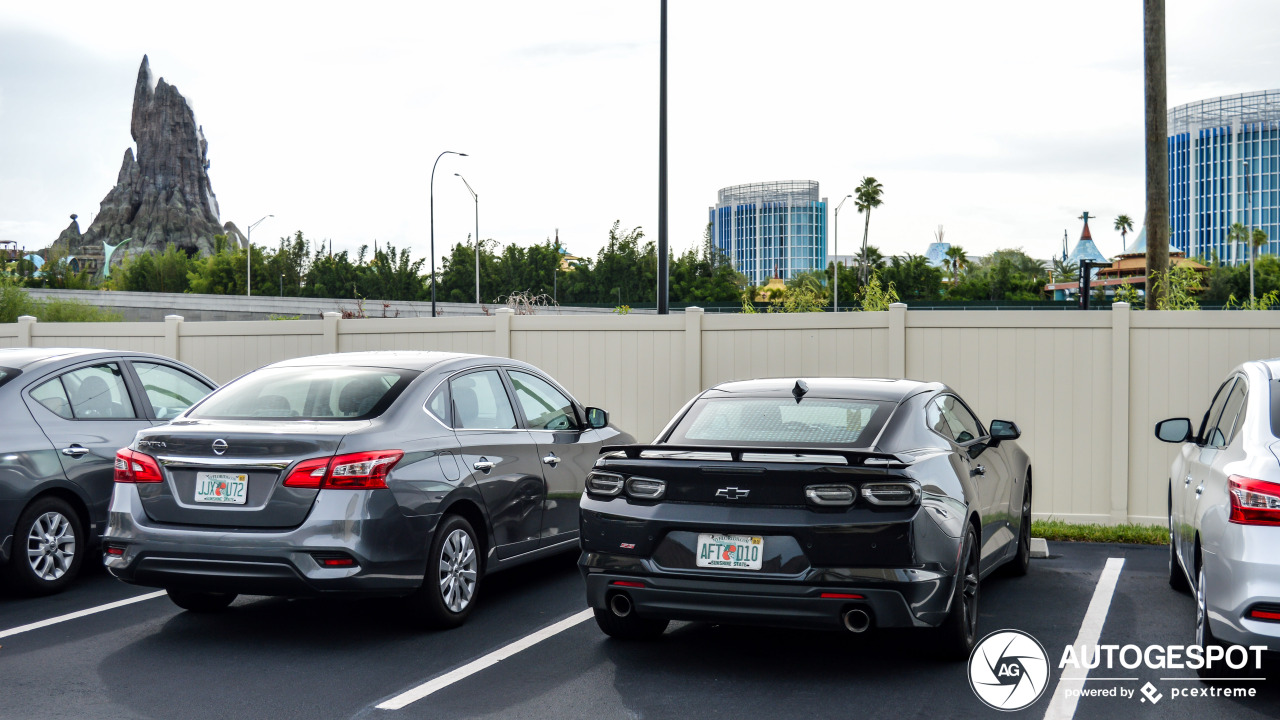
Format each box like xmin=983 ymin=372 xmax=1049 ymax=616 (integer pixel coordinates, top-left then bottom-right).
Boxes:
xmin=1031 ymin=519 xmax=1167 ymax=545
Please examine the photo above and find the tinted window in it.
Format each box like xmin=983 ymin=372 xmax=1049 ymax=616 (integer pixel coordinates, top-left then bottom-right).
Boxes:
xmin=926 ymin=399 xmax=953 ymax=440
xmin=427 ymin=385 xmax=451 ymax=426
xmin=0 ymin=366 xmax=18 ymax=389
xmin=936 ymin=395 xmax=983 ymax=444
xmin=189 ymin=366 xmax=414 ymax=420
xmin=450 ymin=370 xmax=518 ymax=430
xmin=666 ymin=397 xmax=890 ymax=447
xmin=30 ymin=377 xmax=73 ymax=419
xmin=1201 ymin=378 xmax=1235 ymax=445
xmin=62 ymin=363 xmax=136 ymax=419
xmin=133 ymin=362 xmax=213 ymax=420
xmin=1211 ymin=378 xmax=1248 ymax=447
xmin=508 ymin=370 xmax=579 ymax=431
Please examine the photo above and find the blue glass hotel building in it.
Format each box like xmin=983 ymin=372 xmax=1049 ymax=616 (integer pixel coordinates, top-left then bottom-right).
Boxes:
xmin=1169 ymin=90 xmax=1280 ymax=262
xmin=709 ymin=180 xmax=827 ymax=285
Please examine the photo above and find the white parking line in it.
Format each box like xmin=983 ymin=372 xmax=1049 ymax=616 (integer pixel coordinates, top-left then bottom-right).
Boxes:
xmin=376 ymin=608 xmax=594 ymax=711
xmin=0 ymin=590 xmax=166 ymax=640
xmin=1042 ymin=557 xmax=1125 ymax=720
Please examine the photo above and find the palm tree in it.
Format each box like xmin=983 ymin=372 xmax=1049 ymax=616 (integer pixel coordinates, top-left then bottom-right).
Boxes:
xmin=1228 ymin=223 xmax=1249 ymax=267
xmin=1114 ymin=214 xmax=1135 ymax=254
xmin=855 ymin=177 xmax=884 ymax=286
xmin=1143 ymin=0 xmax=1169 ymax=309
xmin=944 ymin=245 xmax=968 ymax=284
xmin=1052 ymin=256 xmax=1078 ymax=284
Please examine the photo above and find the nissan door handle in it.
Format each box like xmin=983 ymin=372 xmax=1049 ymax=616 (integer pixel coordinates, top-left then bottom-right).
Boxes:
xmin=1185 ymin=475 xmax=1193 ymax=486
xmin=970 ymin=464 xmax=986 ymax=477
xmin=473 ymin=459 xmax=495 ymax=473
xmin=1195 ymin=485 xmax=1204 ymax=496
xmin=542 ymin=453 xmax=560 ymax=467
xmin=61 ymin=446 xmax=89 ymax=458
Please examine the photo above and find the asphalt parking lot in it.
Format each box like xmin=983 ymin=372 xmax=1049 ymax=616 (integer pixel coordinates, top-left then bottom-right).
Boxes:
xmin=1 ymin=543 xmax=1276 ymax=720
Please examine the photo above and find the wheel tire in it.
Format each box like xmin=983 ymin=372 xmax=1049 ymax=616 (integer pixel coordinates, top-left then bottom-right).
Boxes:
xmin=1007 ymin=481 xmax=1032 ymax=577
xmin=1194 ymin=563 xmax=1224 ymax=677
xmin=410 ymin=514 xmax=482 ymax=629
xmin=1168 ymin=510 xmax=1190 ymax=593
xmin=167 ymin=589 xmax=237 ymax=612
xmin=6 ymin=496 xmax=83 ymax=596
xmin=593 ymin=607 xmax=669 ymax=641
xmin=936 ymin=526 xmax=980 ymax=660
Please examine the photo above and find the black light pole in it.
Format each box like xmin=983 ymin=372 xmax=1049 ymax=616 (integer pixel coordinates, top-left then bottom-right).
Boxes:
xmin=455 ymin=173 xmax=480 ymax=304
xmin=656 ymin=0 xmax=669 ymax=314
xmin=430 ymin=150 xmax=467 ymax=317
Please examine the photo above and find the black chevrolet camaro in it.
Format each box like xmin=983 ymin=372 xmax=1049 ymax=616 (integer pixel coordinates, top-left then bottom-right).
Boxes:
xmin=578 ymin=377 xmax=1033 ymax=658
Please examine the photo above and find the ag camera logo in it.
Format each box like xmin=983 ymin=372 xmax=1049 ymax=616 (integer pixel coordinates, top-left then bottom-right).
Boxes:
xmin=969 ymin=629 xmax=1050 ymax=711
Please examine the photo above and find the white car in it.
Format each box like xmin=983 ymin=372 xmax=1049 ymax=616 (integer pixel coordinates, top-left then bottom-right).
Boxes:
xmin=1156 ymin=359 xmax=1280 ymax=653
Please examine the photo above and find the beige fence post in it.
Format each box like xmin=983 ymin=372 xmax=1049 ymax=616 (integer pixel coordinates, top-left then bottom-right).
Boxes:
xmin=16 ymin=315 xmax=35 ymax=347
xmin=495 ymin=308 xmax=513 ymax=357
xmin=1110 ymin=302 xmax=1131 ymax=523
xmin=164 ymin=315 xmax=183 ymax=361
xmin=888 ymin=303 xmax=907 ymax=379
xmin=322 ymin=312 xmax=340 ymax=354
xmin=684 ymin=307 xmax=704 ymax=398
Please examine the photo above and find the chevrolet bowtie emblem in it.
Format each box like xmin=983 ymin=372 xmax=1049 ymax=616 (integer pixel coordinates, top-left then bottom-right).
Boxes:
xmin=715 ymin=487 xmax=750 ymax=500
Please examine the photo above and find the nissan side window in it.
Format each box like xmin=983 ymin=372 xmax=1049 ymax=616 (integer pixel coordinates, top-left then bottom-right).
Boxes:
xmin=62 ymin=364 xmax=137 ymax=419
xmin=507 ymin=370 xmax=580 ymax=431
xmin=450 ymin=370 xmax=518 ymax=430
xmin=133 ymin=362 xmax=213 ymax=419
xmin=1200 ymin=379 xmax=1235 ymax=446
xmin=427 ymin=385 xmax=451 ymax=426
xmin=30 ymin=377 xmax=73 ymax=419
xmin=1213 ymin=378 xmax=1248 ymax=448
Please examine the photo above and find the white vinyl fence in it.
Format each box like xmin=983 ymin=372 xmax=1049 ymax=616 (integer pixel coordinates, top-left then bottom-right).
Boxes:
xmin=6 ymin=304 xmax=1279 ymax=526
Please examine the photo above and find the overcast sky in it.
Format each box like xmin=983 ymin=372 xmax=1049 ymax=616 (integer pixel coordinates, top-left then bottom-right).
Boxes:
xmin=3 ymin=0 xmax=1280 ymax=269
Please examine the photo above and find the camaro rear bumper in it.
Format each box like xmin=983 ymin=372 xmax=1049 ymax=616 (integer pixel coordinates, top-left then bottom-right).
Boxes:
xmin=102 ymin=484 xmax=436 ymax=597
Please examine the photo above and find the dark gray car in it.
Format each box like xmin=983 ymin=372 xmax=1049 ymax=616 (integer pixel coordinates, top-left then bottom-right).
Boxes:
xmin=0 ymin=348 xmax=216 ymax=595
xmin=104 ymin=351 xmax=630 ymax=627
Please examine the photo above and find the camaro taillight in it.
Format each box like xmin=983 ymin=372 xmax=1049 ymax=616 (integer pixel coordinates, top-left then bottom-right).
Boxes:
xmin=625 ymin=477 xmax=666 ymax=500
xmin=806 ymin=485 xmax=856 ymax=507
xmin=114 ymin=448 xmax=163 ymax=483
xmin=861 ymin=482 xmax=920 ymax=506
xmin=1228 ymin=475 xmax=1280 ymax=526
xmin=586 ymin=471 xmax=624 ymax=497
xmin=281 ymin=451 xmax=403 ymax=490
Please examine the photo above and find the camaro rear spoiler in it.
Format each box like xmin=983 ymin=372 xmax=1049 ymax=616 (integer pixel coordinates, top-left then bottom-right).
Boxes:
xmin=600 ymin=444 xmax=914 ymax=469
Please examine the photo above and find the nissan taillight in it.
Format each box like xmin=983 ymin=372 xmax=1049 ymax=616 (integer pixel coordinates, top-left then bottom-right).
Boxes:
xmin=282 ymin=451 xmax=404 ymax=490
xmin=1228 ymin=476 xmax=1280 ymax=526
xmin=114 ymin=448 xmax=163 ymax=483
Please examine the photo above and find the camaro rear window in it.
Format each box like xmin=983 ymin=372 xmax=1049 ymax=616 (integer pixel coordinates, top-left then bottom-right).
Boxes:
xmin=665 ymin=397 xmax=892 ymax=447
xmin=187 ymin=367 xmax=417 ymax=421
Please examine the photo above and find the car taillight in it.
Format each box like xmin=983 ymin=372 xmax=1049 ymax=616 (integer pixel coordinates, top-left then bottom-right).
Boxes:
xmin=806 ymin=484 xmax=856 ymax=507
xmin=283 ymin=457 xmax=332 ymax=489
xmin=1228 ymin=476 xmax=1280 ymax=526
xmin=326 ymin=450 xmax=403 ymax=489
xmin=625 ymin=476 xmax=666 ymax=499
xmin=586 ymin=471 xmax=624 ymax=497
xmin=861 ymin=482 xmax=920 ymax=506
xmin=114 ymin=448 xmax=163 ymax=483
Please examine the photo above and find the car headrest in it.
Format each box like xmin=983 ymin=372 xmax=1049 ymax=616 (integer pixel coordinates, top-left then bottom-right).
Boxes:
xmin=338 ymin=377 xmax=384 ymax=416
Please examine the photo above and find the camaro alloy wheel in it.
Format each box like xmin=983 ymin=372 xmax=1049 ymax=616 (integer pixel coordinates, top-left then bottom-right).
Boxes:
xmin=939 ymin=526 xmax=980 ymax=659
xmin=413 ymin=514 xmax=483 ymax=628
xmin=8 ymin=497 xmax=83 ymax=595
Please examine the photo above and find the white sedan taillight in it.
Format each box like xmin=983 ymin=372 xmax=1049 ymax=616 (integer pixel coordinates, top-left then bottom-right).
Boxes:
xmin=1228 ymin=475 xmax=1280 ymax=526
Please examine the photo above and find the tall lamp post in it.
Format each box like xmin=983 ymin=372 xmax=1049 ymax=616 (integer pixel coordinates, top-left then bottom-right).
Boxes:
xmin=455 ymin=173 xmax=480 ymax=304
xmin=833 ymin=194 xmax=852 ymax=312
xmin=1246 ymin=159 xmax=1255 ymax=301
xmin=656 ymin=0 xmax=669 ymax=314
xmin=430 ymin=150 xmax=468 ymax=317
xmin=246 ymin=215 xmax=272 ymax=297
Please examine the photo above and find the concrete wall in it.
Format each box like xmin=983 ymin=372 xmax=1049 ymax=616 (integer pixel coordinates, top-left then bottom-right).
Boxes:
xmin=5 ymin=303 xmax=1276 ymax=525
xmin=21 ymin=288 xmax=636 ymax=321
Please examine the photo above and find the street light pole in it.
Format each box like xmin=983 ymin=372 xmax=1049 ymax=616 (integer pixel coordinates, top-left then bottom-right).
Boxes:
xmin=430 ymin=150 xmax=468 ymax=317
xmin=246 ymin=215 xmax=272 ymax=297
xmin=1246 ymin=159 xmax=1255 ymax=302
xmin=656 ymin=0 xmax=669 ymax=314
xmin=833 ymin=194 xmax=852 ymax=313
xmin=280 ymin=274 xmax=284 ymax=298
xmin=455 ymin=174 xmax=480 ymax=305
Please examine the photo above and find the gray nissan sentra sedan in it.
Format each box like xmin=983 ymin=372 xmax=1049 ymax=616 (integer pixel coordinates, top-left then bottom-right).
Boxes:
xmin=104 ymin=351 xmax=630 ymax=627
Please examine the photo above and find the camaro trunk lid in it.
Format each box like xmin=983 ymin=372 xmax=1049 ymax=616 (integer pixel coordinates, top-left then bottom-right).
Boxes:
xmin=131 ymin=419 xmax=371 ymax=529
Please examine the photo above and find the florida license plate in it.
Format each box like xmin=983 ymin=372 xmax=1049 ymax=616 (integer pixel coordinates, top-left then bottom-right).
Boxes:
xmin=195 ymin=472 xmax=248 ymax=505
xmin=696 ymin=533 xmax=763 ymax=570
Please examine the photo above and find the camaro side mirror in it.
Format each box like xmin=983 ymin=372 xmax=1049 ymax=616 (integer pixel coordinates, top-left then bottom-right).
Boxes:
xmin=990 ymin=419 xmax=1021 ymax=441
xmin=1155 ymin=417 xmax=1193 ymax=444
xmin=586 ymin=407 xmax=609 ymax=429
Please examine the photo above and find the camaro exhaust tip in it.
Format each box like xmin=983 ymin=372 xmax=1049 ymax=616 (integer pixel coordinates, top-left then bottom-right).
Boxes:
xmin=609 ymin=592 xmax=634 ymax=618
xmin=842 ymin=608 xmax=871 ymax=633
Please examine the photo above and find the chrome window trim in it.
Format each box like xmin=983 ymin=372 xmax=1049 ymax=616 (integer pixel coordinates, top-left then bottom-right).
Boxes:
xmin=422 ymin=363 xmax=584 ymax=433
xmin=155 ymin=456 xmax=290 ymax=470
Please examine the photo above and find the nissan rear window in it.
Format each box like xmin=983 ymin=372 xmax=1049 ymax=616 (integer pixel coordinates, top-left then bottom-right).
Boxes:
xmin=665 ymin=397 xmax=892 ymax=448
xmin=187 ymin=367 xmax=417 ymax=421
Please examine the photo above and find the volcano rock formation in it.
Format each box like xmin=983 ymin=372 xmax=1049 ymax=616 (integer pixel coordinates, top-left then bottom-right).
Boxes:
xmin=55 ymin=56 xmax=245 ymax=272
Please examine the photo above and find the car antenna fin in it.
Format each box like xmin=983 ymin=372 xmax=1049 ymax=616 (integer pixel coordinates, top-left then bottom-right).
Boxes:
xmin=792 ymin=379 xmax=808 ymax=403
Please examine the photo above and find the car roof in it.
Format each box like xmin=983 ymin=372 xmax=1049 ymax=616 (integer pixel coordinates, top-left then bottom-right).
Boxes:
xmin=704 ymin=377 xmax=944 ymax=402
xmin=266 ymin=351 xmax=488 ymax=372
xmin=0 ymin=347 xmax=158 ymax=371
